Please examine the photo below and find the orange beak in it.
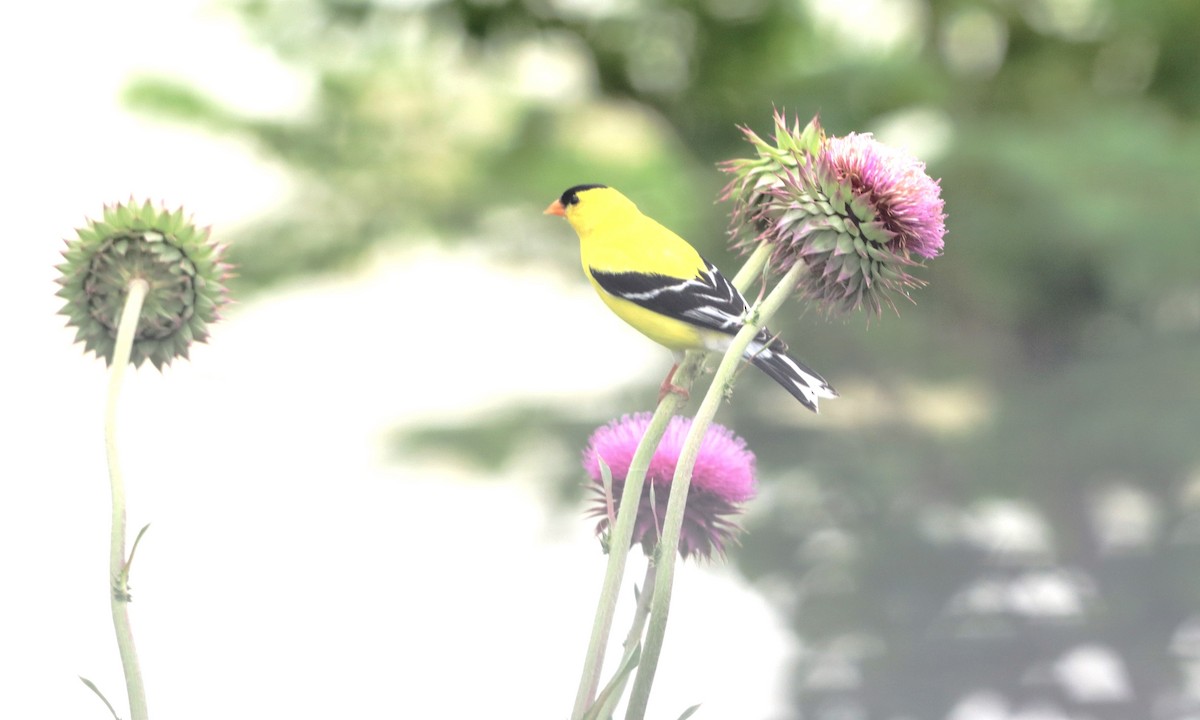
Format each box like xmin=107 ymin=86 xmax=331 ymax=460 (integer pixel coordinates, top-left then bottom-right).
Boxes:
xmin=543 ymin=199 xmax=566 ymax=217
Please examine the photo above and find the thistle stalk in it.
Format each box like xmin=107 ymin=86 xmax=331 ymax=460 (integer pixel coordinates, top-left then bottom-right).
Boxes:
xmin=571 ymin=244 xmax=773 ymax=719
xmin=621 ymin=562 xmax=658 ymax=655
xmin=105 ymin=279 xmax=151 ymax=720
xmin=58 ymin=199 xmax=231 ymax=720
xmin=624 ymin=259 xmax=806 ymax=720
xmin=570 ymin=364 xmax=696 ymax=720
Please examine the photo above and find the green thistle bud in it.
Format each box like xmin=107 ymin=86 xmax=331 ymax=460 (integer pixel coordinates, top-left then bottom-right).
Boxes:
xmin=56 ymin=199 xmax=231 ymax=369
xmin=720 ymin=110 xmax=825 ymax=234
xmin=722 ymin=112 xmax=947 ymax=315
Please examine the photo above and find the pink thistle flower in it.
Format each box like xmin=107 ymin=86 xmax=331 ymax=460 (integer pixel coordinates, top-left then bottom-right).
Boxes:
xmin=722 ymin=112 xmax=947 ymax=315
xmin=582 ymin=413 xmax=757 ymax=560
xmin=823 ymin=132 xmax=946 ymax=260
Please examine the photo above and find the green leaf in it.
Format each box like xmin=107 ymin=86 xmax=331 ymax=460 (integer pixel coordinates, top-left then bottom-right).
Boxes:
xmin=79 ymin=676 xmax=122 ymax=720
xmin=122 ymin=523 xmax=151 ymax=587
xmin=598 ymin=456 xmax=616 ymax=528
xmin=581 ymin=644 xmax=642 ymax=720
xmin=676 ymin=703 xmax=702 ymax=720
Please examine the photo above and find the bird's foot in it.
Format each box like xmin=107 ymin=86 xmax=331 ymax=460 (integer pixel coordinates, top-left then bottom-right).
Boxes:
xmin=657 ymin=363 xmax=690 ymax=402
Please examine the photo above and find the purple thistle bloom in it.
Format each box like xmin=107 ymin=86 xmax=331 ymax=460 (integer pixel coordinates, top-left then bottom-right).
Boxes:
xmin=823 ymin=132 xmax=946 ymax=260
xmin=723 ymin=112 xmax=948 ymax=315
xmin=582 ymin=413 xmax=757 ymax=560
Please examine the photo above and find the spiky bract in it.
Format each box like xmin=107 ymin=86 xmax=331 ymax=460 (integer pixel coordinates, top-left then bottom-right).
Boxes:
xmin=722 ymin=111 xmax=947 ymax=315
xmin=56 ymin=199 xmax=231 ymax=369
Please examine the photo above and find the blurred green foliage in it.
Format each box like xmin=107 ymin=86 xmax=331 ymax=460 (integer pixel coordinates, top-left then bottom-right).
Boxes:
xmin=129 ymin=0 xmax=1200 ymax=716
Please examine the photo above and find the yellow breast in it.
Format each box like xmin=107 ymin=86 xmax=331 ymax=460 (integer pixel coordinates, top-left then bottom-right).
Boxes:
xmin=586 ymin=275 xmax=707 ymax=351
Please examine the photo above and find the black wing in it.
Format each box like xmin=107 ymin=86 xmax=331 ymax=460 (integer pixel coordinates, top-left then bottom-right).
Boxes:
xmin=589 ymin=259 xmax=754 ymax=338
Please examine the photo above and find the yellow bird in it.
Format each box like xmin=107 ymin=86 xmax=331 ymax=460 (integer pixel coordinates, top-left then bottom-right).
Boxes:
xmin=545 ymin=184 xmax=837 ymax=412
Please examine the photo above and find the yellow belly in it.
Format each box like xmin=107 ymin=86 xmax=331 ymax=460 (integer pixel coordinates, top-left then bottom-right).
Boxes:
xmin=591 ymin=280 xmax=729 ymax=352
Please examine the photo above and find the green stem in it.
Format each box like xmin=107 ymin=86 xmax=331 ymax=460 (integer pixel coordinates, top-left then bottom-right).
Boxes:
xmin=105 ymin=278 xmax=150 ymax=720
xmin=570 ymin=242 xmax=774 ymax=720
xmin=729 ymin=243 xmax=773 ymax=295
xmin=570 ymin=354 xmax=700 ymax=720
xmin=584 ymin=560 xmax=657 ymax=720
xmin=625 ymin=259 xmax=806 ymax=720
xmin=621 ymin=561 xmax=658 ymax=654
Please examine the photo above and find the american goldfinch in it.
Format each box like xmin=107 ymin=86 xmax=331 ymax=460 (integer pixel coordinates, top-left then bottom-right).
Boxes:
xmin=545 ymin=183 xmax=837 ymax=412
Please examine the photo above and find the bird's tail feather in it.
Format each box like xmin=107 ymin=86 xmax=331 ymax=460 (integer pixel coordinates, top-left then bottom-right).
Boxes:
xmin=746 ymin=341 xmax=838 ymax=413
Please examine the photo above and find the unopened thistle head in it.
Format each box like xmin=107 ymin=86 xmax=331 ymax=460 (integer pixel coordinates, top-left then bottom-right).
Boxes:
xmin=582 ymin=413 xmax=757 ymax=560
xmin=722 ymin=111 xmax=947 ymax=314
xmin=56 ymin=199 xmax=231 ymax=368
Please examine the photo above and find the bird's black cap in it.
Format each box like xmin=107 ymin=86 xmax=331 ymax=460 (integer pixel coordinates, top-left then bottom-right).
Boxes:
xmin=559 ymin=184 xmax=607 ymax=207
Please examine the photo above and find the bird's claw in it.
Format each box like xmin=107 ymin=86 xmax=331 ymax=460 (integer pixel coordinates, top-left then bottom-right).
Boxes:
xmin=657 ymin=362 xmax=690 ymax=402
xmin=657 ymin=382 xmax=690 ymax=403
